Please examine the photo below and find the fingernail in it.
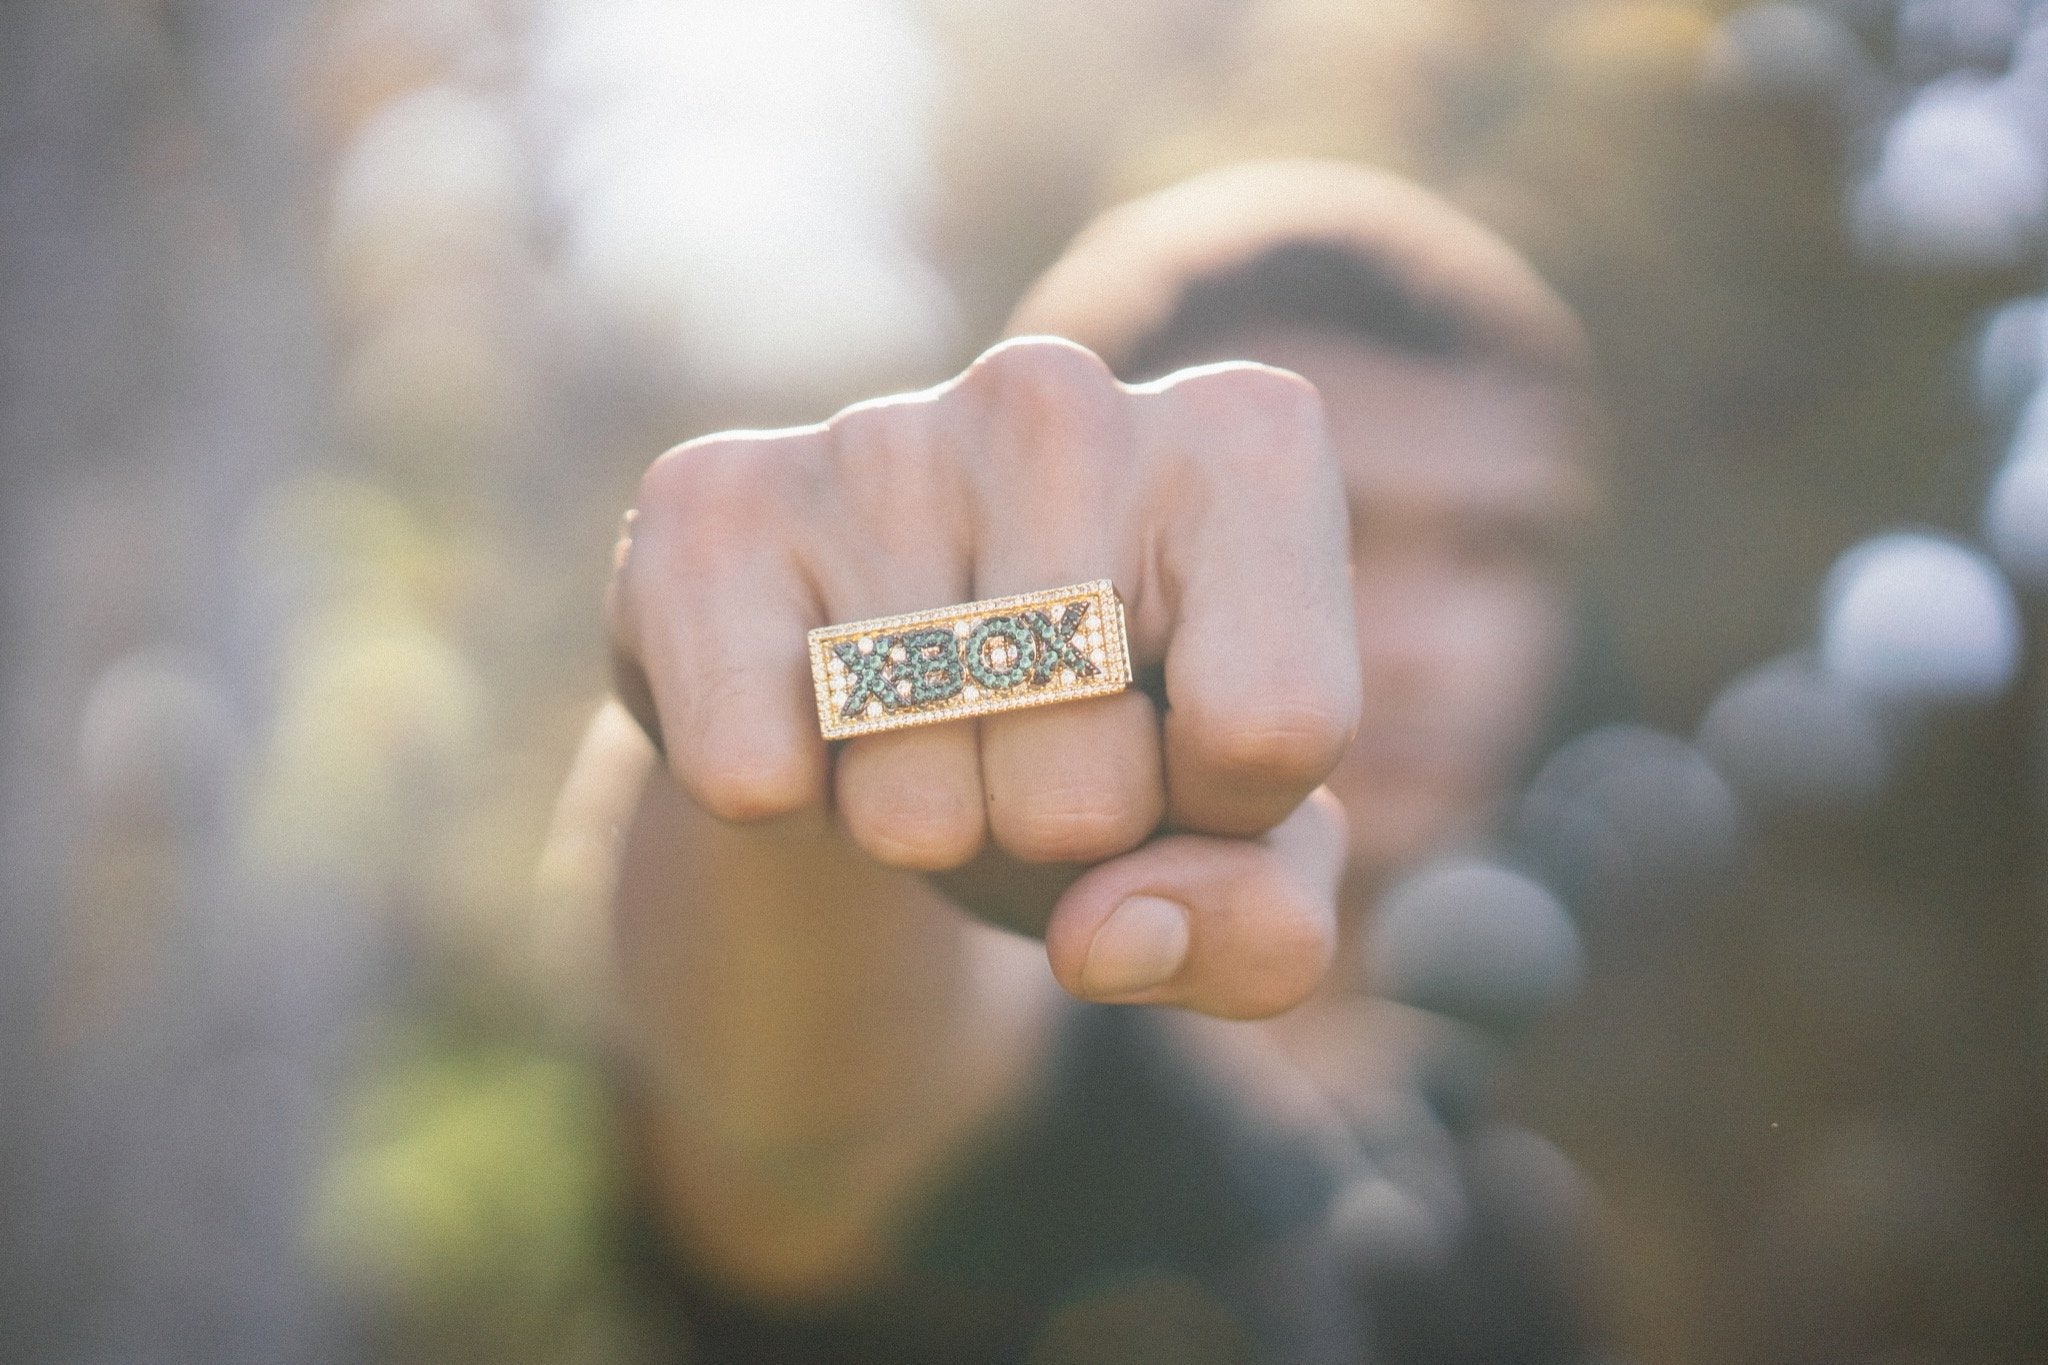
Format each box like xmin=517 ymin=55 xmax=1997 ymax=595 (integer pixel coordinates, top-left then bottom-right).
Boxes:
xmin=1080 ymin=896 xmax=1190 ymax=997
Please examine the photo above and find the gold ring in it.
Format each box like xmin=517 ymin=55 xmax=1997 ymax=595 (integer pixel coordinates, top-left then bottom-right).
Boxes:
xmin=809 ymin=580 xmax=1132 ymax=739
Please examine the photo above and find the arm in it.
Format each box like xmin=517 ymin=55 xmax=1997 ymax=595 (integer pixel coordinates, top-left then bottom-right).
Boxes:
xmin=602 ymin=722 xmax=1061 ymax=1299
xmin=593 ymin=338 xmax=1358 ymax=1302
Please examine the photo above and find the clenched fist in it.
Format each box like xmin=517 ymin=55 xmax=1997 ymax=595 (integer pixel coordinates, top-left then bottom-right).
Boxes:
xmin=607 ymin=337 xmax=1361 ymax=1018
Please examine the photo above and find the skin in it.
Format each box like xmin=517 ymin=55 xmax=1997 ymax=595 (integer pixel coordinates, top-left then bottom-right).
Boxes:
xmin=1178 ymin=327 xmax=1595 ymax=1094
xmin=1196 ymin=328 xmax=1595 ymax=947
xmin=583 ymin=328 xmax=1594 ymax=1299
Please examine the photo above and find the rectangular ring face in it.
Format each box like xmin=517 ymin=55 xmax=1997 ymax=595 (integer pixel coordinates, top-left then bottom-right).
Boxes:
xmin=808 ymin=580 xmax=1132 ymax=740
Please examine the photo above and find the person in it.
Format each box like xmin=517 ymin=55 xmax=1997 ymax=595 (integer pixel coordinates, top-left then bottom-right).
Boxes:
xmin=489 ymin=159 xmax=1601 ymax=1363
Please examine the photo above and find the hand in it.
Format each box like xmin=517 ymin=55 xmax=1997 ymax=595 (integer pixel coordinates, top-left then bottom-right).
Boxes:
xmin=607 ymin=337 xmax=1360 ymax=1018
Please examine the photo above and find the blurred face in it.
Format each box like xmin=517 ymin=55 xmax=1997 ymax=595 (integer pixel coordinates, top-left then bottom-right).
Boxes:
xmin=1187 ymin=326 xmax=1597 ymax=894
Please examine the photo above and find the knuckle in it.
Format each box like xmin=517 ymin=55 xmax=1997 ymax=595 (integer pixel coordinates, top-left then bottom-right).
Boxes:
xmin=843 ymin=781 xmax=984 ymax=871
xmin=995 ymin=786 xmax=1156 ymax=864
xmin=962 ymin=339 xmax=1130 ymax=491
xmin=1169 ymin=357 xmax=1316 ymax=403
xmin=692 ymin=773 xmax=814 ymax=825
xmin=636 ymin=435 xmax=731 ymax=511
xmin=685 ymin=730 xmax=823 ymax=824
xmin=633 ymin=450 xmax=737 ymax=562
xmin=1215 ymin=892 xmax=1335 ymax=1020
xmin=827 ymin=393 xmax=923 ymax=453
xmin=969 ymin=335 xmax=1117 ymax=399
xmin=636 ymin=432 xmax=812 ymax=537
xmin=1165 ymin=359 xmax=1319 ymax=420
xmin=963 ymin=338 xmax=1123 ymax=454
xmin=825 ymin=396 xmax=941 ymax=492
xmin=1239 ymin=360 xmax=1323 ymax=414
xmin=1164 ymin=364 xmax=1325 ymax=477
xmin=1189 ymin=697 xmax=1353 ymax=789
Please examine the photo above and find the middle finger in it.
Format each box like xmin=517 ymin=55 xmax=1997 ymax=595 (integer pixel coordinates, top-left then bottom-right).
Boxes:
xmin=964 ymin=340 xmax=1165 ymax=864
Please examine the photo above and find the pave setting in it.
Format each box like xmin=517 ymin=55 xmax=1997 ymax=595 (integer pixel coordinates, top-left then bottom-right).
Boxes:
xmin=809 ymin=580 xmax=1131 ymax=739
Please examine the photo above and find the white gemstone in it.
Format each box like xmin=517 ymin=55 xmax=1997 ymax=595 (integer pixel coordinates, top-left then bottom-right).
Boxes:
xmin=954 ymin=619 xmax=971 ymax=637
xmin=857 ymin=636 xmax=874 ymax=654
xmin=1090 ymin=648 xmax=1106 ymax=665
xmin=963 ymin=684 xmax=980 ymax=701
xmin=865 ymin=700 xmax=883 ymax=718
xmin=1059 ymin=668 xmax=1075 ymax=686
xmin=895 ymin=680 xmax=913 ymax=699
xmin=890 ymin=645 xmax=908 ymax=662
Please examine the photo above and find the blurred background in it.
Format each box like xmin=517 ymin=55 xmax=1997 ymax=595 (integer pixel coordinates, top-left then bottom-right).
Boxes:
xmin=4 ymin=0 xmax=2048 ymax=1360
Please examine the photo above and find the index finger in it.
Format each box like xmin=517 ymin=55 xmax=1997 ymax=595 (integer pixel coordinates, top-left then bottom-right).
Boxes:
xmin=610 ymin=431 xmax=831 ymax=823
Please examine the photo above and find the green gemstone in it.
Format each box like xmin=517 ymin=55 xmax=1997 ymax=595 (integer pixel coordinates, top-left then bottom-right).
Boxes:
xmin=965 ymin=615 xmax=1037 ymax=691
xmin=1024 ymin=601 xmax=1096 ymax=685
xmin=899 ymin=627 xmax=965 ymax=704
xmin=834 ymin=637 xmax=895 ymax=718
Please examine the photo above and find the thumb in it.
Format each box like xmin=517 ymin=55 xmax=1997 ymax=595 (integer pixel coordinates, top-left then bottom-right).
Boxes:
xmin=1043 ymin=788 xmax=1347 ymax=1019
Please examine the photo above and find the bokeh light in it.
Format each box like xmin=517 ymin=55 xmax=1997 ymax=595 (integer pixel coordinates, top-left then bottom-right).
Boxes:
xmin=1982 ymin=444 xmax=2048 ymax=584
xmin=1517 ymin=724 xmax=1744 ymax=922
xmin=1707 ymin=3 xmax=1885 ymax=118
xmin=1817 ymin=531 xmax=2021 ymax=706
xmin=530 ymin=0 xmax=959 ymax=402
xmin=1968 ymin=293 xmax=2046 ymax=420
xmin=1849 ymin=77 xmax=2048 ymax=270
xmin=1696 ymin=654 xmax=1890 ymax=811
xmin=1368 ymin=858 xmax=1586 ymax=1039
